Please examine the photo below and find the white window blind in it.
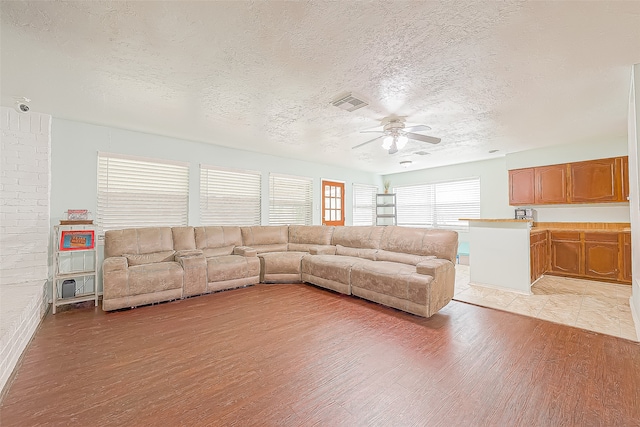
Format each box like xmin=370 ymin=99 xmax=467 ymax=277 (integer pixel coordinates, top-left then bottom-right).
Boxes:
xmin=200 ymin=165 xmax=261 ymax=226
xmin=269 ymin=173 xmax=313 ymax=225
xmin=353 ymin=183 xmax=377 ymax=226
xmin=97 ymin=152 xmax=189 ymax=234
xmin=395 ymin=177 xmax=480 ymax=231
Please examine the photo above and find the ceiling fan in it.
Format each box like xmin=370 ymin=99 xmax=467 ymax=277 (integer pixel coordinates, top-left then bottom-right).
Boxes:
xmin=352 ymin=117 xmax=441 ymax=154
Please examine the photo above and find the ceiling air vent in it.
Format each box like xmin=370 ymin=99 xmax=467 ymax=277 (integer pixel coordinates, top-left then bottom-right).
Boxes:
xmin=331 ymin=92 xmax=368 ymax=112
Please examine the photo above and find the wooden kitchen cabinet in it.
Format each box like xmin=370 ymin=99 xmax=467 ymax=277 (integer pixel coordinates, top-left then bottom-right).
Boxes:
xmin=622 ymin=232 xmax=632 ymax=283
xmin=549 ymin=231 xmax=581 ymax=275
xmin=530 ymin=230 xmax=548 ymax=282
xmin=583 ymin=232 xmax=619 ymax=280
xmin=569 ymin=157 xmax=621 ymax=203
xmin=535 ymin=165 xmax=568 ymax=204
xmin=508 ymin=156 xmax=629 ymax=206
xmin=509 ymin=168 xmax=535 ymax=205
xmin=622 ymin=156 xmax=629 ymax=202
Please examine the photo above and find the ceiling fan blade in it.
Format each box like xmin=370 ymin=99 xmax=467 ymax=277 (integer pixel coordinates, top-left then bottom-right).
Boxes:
xmin=406 ymin=132 xmax=441 ymax=144
xmin=405 ymin=124 xmax=431 ymax=132
xmin=360 ymin=130 xmax=385 ymax=134
xmin=352 ymin=135 xmax=384 ymax=149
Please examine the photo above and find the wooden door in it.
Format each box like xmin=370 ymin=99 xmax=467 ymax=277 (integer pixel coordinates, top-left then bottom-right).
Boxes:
xmin=584 ymin=232 xmax=619 ymax=280
xmin=322 ymin=180 xmax=345 ymax=226
xmin=549 ymin=232 xmax=581 ymax=275
xmin=509 ymin=168 xmax=535 ymax=205
xmin=535 ymin=165 xmax=567 ymax=204
xmin=569 ymin=158 xmax=618 ymax=203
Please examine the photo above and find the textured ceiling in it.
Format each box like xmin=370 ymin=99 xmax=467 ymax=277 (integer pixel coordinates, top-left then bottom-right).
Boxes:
xmin=2 ymin=1 xmax=640 ymax=173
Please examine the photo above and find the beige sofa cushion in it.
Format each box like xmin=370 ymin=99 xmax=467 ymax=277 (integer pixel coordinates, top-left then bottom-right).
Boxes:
xmin=335 ymin=245 xmax=377 ymax=260
xmin=195 ymin=226 xmax=242 ymax=251
xmin=241 ymin=226 xmax=288 ymax=253
xmin=288 ymin=225 xmax=334 ymax=252
xmin=301 ymin=254 xmax=365 ymax=285
xmin=125 ymin=250 xmax=176 ymax=266
xmin=202 ymin=246 xmax=235 ymax=258
xmin=128 ymin=262 xmax=184 ymax=295
xmin=375 ymin=250 xmax=436 ymax=266
xmin=172 ymin=226 xmax=196 ymax=251
xmin=105 ymin=227 xmax=174 ymax=258
xmin=350 ymin=261 xmax=434 ymax=305
xmin=332 ymin=226 xmax=383 ymax=249
xmin=206 ymin=255 xmax=260 ymax=282
xmin=379 ymin=226 xmax=458 ymax=263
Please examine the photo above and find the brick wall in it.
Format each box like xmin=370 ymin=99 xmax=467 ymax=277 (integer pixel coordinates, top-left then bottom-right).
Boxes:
xmin=0 ymin=106 xmax=51 ymax=286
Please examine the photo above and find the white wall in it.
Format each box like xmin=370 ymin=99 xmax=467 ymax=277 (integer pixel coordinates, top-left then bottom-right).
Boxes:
xmin=0 ymin=106 xmax=50 ymax=395
xmin=629 ymin=65 xmax=640 ymax=335
xmin=50 ymin=118 xmax=381 ymax=228
xmin=0 ymin=107 xmax=51 ymax=285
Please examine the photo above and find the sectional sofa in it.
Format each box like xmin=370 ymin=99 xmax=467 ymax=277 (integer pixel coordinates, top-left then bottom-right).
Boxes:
xmin=103 ymin=225 xmax=458 ymax=317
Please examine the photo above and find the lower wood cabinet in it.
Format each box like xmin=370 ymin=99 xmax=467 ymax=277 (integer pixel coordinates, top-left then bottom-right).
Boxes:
xmin=584 ymin=232 xmax=619 ymax=280
xmin=545 ymin=230 xmax=631 ymax=284
xmin=530 ymin=230 xmax=548 ymax=282
xmin=622 ymin=232 xmax=632 ymax=282
xmin=549 ymin=232 xmax=582 ymax=276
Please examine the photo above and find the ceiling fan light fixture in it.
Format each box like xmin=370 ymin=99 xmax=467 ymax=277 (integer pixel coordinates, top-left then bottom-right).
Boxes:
xmin=382 ymin=136 xmax=393 ymax=150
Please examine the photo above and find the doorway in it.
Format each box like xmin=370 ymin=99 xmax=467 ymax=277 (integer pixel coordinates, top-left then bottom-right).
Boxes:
xmin=322 ymin=180 xmax=345 ymax=226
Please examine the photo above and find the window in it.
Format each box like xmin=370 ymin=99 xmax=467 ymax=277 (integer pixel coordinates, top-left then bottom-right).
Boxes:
xmin=97 ymin=152 xmax=189 ymax=234
xmin=395 ymin=177 xmax=480 ymax=231
xmin=353 ymin=183 xmax=377 ymax=226
xmin=200 ymin=165 xmax=261 ymax=226
xmin=269 ymin=173 xmax=313 ymax=225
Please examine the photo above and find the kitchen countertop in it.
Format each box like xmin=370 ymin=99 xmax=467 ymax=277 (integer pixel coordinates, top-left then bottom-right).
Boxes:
xmin=530 ymin=222 xmax=631 ymax=233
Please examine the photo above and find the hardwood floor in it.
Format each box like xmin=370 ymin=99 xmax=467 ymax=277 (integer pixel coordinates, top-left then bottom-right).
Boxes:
xmin=1 ymin=284 xmax=639 ymax=426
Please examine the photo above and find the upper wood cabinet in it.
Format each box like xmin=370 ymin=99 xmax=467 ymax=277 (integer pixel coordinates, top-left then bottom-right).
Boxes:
xmin=535 ymin=165 xmax=568 ymax=204
xmin=509 ymin=168 xmax=535 ymax=205
xmin=569 ymin=157 xmax=620 ymax=203
xmin=509 ymin=156 xmax=629 ymax=206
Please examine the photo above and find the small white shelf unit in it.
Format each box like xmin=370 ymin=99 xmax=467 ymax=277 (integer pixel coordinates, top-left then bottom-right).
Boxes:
xmin=376 ymin=193 xmax=397 ymax=226
xmin=52 ymin=224 xmax=98 ymax=314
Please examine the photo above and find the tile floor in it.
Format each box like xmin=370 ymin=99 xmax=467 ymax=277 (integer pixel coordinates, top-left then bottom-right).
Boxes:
xmin=454 ymin=265 xmax=638 ymax=342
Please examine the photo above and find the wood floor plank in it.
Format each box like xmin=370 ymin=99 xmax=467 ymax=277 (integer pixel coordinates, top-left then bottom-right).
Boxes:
xmin=1 ymin=283 xmax=639 ymax=426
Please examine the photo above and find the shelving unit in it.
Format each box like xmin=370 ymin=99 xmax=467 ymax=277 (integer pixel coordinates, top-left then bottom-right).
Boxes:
xmin=52 ymin=224 xmax=98 ymax=314
xmin=376 ymin=193 xmax=397 ymax=226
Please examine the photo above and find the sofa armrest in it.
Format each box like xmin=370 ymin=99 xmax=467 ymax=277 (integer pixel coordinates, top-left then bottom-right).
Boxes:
xmin=416 ymin=258 xmax=453 ymax=277
xmin=102 ymin=257 xmax=129 ymax=302
xmin=309 ymin=245 xmax=336 ymax=255
xmin=175 ymin=249 xmax=203 ymax=258
xmin=175 ymin=252 xmax=208 ymax=297
xmin=233 ymin=246 xmax=258 ymax=257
